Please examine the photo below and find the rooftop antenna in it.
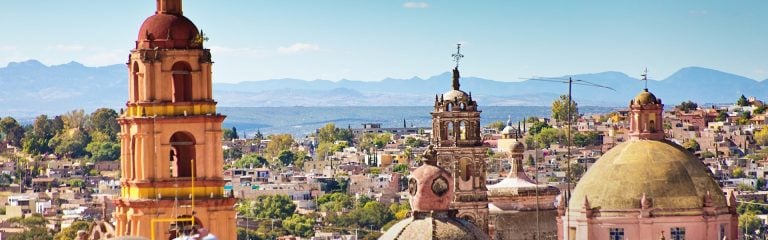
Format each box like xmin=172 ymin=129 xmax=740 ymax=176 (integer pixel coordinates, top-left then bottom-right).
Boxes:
xmin=521 ymin=76 xmax=615 ymax=239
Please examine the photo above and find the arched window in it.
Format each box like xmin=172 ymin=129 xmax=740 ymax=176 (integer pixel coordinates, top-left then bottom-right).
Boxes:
xmin=459 ymin=157 xmax=471 ymax=181
xmin=446 ymin=122 xmax=454 ymax=140
xmin=172 ymin=62 xmax=193 ymax=102
xmin=170 ymin=132 xmax=195 ymax=178
xmin=460 ymin=102 xmax=466 ymax=110
xmin=446 ymin=103 xmax=452 ymax=112
xmin=132 ymin=62 xmax=140 ymax=102
xmin=649 ymin=120 xmax=656 ymax=133
xmin=460 ymin=121 xmax=467 ymax=140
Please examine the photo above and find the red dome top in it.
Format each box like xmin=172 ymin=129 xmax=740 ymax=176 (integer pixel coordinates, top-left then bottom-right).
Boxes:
xmin=136 ymin=13 xmax=200 ymax=50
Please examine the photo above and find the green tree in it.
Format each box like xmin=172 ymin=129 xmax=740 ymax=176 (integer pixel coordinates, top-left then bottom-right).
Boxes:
xmin=739 ymin=210 xmax=761 ymax=236
xmin=567 ymin=163 xmax=585 ymax=183
xmin=317 ymin=192 xmax=354 ymax=212
xmin=86 ymin=141 xmax=120 ymax=161
xmin=54 ymin=220 xmax=91 ymax=240
xmin=265 ymin=134 xmax=294 ymax=159
xmin=487 ymin=120 xmax=506 ymax=132
xmin=755 ymin=127 xmax=768 ymax=146
xmin=533 ymin=128 xmax=562 ymax=149
xmin=61 ymin=109 xmax=87 ymax=130
xmin=234 ymin=153 xmax=268 ymax=169
xmin=392 ymin=164 xmax=409 ymax=174
xmin=8 ymin=213 xmax=48 ymax=228
xmin=551 ymin=94 xmax=579 ymax=123
xmin=682 ymin=139 xmax=700 ymax=153
xmin=7 ymin=228 xmax=52 ymax=240
xmin=282 ymin=214 xmax=315 ymax=237
xmin=317 ymin=123 xmax=338 ymax=144
xmin=223 ymin=147 xmax=244 ymax=161
xmin=223 ymin=126 xmax=239 ymax=140
xmin=277 ymin=150 xmax=295 ymax=167
xmin=404 ymin=137 xmax=425 ymax=148
xmin=527 ymin=120 xmax=551 ymax=136
xmin=715 ymin=111 xmax=728 ymax=122
xmin=700 ymin=151 xmax=716 ymax=159
xmin=755 ymin=105 xmax=767 ymax=114
xmin=0 ymin=117 xmax=24 ymax=146
xmin=737 ymin=94 xmax=749 ymax=106
xmin=87 ymin=108 xmax=119 ymax=141
xmin=238 ymin=195 xmax=297 ymax=219
xmin=733 ymin=167 xmax=746 ymax=178
xmin=293 ymin=150 xmax=309 ymax=169
xmin=739 ymin=111 xmax=752 ymax=125
xmin=675 ymin=100 xmax=698 ymax=112
xmin=22 ymin=114 xmax=56 ymax=155
xmin=49 ymin=128 xmax=90 ymax=158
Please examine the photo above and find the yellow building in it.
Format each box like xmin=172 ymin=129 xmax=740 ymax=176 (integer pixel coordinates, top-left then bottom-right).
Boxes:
xmin=113 ymin=0 xmax=237 ymax=239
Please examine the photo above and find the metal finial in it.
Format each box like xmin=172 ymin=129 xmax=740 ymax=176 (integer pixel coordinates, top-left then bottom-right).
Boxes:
xmin=641 ymin=68 xmax=648 ymax=90
xmin=451 ymin=43 xmax=464 ymax=68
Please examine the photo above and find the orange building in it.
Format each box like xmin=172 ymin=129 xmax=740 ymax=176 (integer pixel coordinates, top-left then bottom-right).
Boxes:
xmin=113 ymin=0 xmax=237 ymax=239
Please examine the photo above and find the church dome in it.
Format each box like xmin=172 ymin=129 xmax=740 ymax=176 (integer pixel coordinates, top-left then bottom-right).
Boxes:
xmin=633 ymin=89 xmax=659 ymax=105
xmin=136 ymin=13 xmax=200 ymax=49
xmin=444 ymin=89 xmax=469 ymax=102
xmin=569 ymin=139 xmax=727 ymax=212
xmin=380 ymin=158 xmax=489 ymax=240
xmin=380 ymin=211 xmax=489 ymax=240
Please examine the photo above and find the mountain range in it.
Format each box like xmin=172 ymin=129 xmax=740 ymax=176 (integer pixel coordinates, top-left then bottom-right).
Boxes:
xmin=1 ymin=59 xmax=766 ymax=118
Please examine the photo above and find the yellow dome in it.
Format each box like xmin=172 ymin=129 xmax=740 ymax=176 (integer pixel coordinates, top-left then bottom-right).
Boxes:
xmin=569 ymin=139 xmax=727 ymax=212
xmin=633 ymin=89 xmax=659 ymax=105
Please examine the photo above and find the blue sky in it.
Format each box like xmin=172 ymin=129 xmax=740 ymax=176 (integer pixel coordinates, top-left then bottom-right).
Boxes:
xmin=0 ymin=1 xmax=766 ymax=83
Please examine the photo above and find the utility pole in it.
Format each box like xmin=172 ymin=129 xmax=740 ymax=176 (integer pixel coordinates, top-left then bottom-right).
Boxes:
xmin=522 ymin=76 xmax=615 ymax=239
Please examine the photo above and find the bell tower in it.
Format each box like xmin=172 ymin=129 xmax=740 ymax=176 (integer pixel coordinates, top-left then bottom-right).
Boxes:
xmin=114 ymin=0 xmax=236 ymax=239
xmin=629 ymin=88 xmax=664 ymax=141
xmin=430 ymin=44 xmax=489 ymax=232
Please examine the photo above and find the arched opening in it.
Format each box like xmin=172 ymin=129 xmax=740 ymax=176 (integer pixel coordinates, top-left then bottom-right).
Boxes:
xmin=132 ymin=62 xmax=140 ymax=102
xmin=460 ymin=121 xmax=467 ymax=140
xmin=170 ymin=132 xmax=195 ymax=178
xmin=459 ymin=157 xmax=471 ymax=181
xmin=649 ymin=120 xmax=656 ymax=133
xmin=446 ymin=122 xmax=454 ymax=140
xmin=169 ymin=215 xmax=204 ymax=239
xmin=446 ymin=103 xmax=452 ymax=112
xmin=172 ymin=62 xmax=193 ymax=102
xmin=460 ymin=102 xmax=466 ymax=110
xmin=459 ymin=214 xmax=475 ymax=223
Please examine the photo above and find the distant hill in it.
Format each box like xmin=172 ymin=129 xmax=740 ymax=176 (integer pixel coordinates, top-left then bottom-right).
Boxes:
xmin=1 ymin=60 xmax=765 ymax=118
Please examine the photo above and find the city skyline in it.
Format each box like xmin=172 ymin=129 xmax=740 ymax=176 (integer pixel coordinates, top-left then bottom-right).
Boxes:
xmin=0 ymin=1 xmax=766 ymax=83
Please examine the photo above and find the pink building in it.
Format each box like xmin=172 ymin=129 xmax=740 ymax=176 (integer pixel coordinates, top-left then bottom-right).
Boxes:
xmin=558 ymin=89 xmax=739 ymax=240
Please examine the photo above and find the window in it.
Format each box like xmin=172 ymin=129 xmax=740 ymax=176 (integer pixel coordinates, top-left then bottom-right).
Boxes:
xmin=719 ymin=224 xmax=726 ymax=240
xmin=671 ymin=227 xmax=685 ymax=240
xmin=171 ymin=61 xmax=193 ymax=102
xmin=609 ymin=228 xmax=624 ymax=240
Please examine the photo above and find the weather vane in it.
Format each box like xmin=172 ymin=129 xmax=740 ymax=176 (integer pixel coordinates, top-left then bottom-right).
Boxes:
xmin=640 ymin=68 xmax=648 ymax=89
xmin=451 ymin=43 xmax=464 ymax=68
